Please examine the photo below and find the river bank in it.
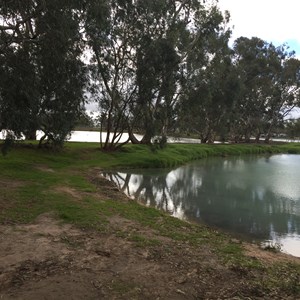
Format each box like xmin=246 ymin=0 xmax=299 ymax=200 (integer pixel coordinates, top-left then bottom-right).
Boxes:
xmin=1 ymin=142 xmax=300 ymax=299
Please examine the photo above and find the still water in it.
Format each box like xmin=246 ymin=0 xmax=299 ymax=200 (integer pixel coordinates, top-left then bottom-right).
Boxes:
xmin=104 ymin=154 xmax=300 ymax=257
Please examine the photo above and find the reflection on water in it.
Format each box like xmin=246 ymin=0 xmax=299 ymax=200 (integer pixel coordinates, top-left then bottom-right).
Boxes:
xmin=104 ymin=154 xmax=300 ymax=257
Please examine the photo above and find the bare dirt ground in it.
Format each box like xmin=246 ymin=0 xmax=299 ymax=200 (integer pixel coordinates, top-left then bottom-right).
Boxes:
xmin=0 ymin=213 xmax=233 ymax=300
xmin=0 ymin=176 xmax=299 ymax=299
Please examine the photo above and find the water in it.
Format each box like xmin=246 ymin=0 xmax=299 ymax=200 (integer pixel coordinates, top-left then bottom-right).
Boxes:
xmin=0 ymin=130 xmax=200 ymax=143
xmin=2 ymin=129 xmax=298 ymax=143
xmin=104 ymin=154 xmax=300 ymax=257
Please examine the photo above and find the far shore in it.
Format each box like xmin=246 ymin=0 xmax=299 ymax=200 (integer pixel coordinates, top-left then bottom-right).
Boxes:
xmin=1 ymin=129 xmax=300 ymax=144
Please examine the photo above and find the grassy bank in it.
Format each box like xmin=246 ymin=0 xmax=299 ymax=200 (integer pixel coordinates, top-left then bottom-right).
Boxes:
xmin=1 ymin=141 xmax=300 ymax=298
xmin=1 ymin=141 xmax=300 ymax=223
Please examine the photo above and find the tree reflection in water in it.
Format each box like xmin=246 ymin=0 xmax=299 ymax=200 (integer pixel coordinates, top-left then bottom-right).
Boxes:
xmin=103 ymin=155 xmax=300 ymax=256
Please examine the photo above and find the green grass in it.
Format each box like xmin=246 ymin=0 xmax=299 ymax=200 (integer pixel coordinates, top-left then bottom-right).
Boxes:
xmin=127 ymin=233 xmax=161 ymax=247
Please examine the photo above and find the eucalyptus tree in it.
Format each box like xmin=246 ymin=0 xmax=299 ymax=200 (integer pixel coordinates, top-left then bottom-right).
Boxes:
xmin=131 ymin=0 xmax=191 ymax=145
xmin=133 ymin=0 xmax=233 ymax=144
xmin=230 ymin=37 xmax=272 ymax=142
xmin=0 ymin=37 xmax=39 ymax=141
xmin=0 ymin=0 xmax=87 ymax=148
xmin=285 ymin=118 xmax=300 ymax=140
xmin=232 ymin=38 xmax=300 ymax=143
xmin=263 ymin=54 xmax=300 ymax=142
xmin=0 ymin=0 xmax=42 ymax=141
xmin=176 ymin=6 xmax=234 ymax=143
xmin=35 ymin=0 xmax=87 ymax=147
xmin=84 ymin=0 xmax=234 ymax=149
xmin=84 ymin=0 xmax=185 ymax=149
xmin=83 ymin=0 xmax=138 ymax=150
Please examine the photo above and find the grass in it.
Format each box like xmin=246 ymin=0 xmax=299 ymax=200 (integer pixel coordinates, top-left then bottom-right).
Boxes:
xmin=1 ymin=140 xmax=300 ymax=225
xmin=127 ymin=233 xmax=161 ymax=247
xmin=1 ymin=141 xmax=300 ymax=296
xmin=1 ymin=141 xmax=300 ymax=225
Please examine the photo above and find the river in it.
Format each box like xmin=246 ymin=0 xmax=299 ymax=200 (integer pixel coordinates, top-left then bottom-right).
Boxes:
xmin=1 ymin=130 xmax=298 ymax=143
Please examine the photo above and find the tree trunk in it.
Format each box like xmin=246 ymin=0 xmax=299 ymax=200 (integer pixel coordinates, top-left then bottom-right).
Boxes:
xmin=140 ymin=132 xmax=152 ymax=144
xmin=244 ymin=132 xmax=251 ymax=143
xmin=201 ymin=136 xmax=208 ymax=144
xmin=255 ymin=132 xmax=261 ymax=143
xmin=265 ymin=123 xmax=274 ymax=143
xmin=264 ymin=134 xmax=271 ymax=144
xmin=24 ymin=130 xmax=37 ymax=140
xmin=128 ymin=128 xmax=141 ymax=144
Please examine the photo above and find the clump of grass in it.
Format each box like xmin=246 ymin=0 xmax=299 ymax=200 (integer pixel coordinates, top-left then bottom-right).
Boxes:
xmin=128 ymin=234 xmax=161 ymax=247
xmin=109 ymin=279 xmax=142 ymax=295
xmin=259 ymin=263 xmax=300 ymax=296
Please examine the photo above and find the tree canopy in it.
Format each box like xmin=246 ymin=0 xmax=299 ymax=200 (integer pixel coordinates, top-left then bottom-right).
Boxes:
xmin=1 ymin=0 xmax=300 ymax=151
xmin=0 ymin=0 xmax=86 ymax=148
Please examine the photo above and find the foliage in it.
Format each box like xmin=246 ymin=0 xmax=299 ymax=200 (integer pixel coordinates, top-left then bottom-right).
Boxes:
xmin=177 ymin=24 xmax=236 ymax=143
xmin=0 ymin=0 xmax=87 ymax=148
xmin=75 ymin=111 xmax=96 ymax=129
xmin=230 ymin=38 xmax=300 ymax=143
xmin=177 ymin=36 xmax=300 ymax=144
xmin=84 ymin=0 xmax=231 ymax=149
xmin=285 ymin=118 xmax=300 ymax=140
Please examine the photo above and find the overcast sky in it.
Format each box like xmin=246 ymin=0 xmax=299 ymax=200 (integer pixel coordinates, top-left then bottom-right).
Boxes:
xmin=218 ymin=0 xmax=300 ymax=56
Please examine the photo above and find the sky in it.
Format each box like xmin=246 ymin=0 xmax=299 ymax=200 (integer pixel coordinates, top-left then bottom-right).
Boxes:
xmin=217 ymin=0 xmax=300 ymax=57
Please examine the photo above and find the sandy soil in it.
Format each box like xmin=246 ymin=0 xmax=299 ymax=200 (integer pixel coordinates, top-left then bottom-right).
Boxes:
xmin=0 ymin=213 xmax=227 ymax=299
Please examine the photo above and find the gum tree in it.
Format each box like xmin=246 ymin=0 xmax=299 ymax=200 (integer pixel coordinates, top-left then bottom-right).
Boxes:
xmin=84 ymin=0 xmax=233 ymax=149
xmin=232 ymin=38 xmax=300 ymax=142
xmin=176 ymin=6 xmax=234 ymax=143
xmin=0 ymin=0 xmax=87 ymax=148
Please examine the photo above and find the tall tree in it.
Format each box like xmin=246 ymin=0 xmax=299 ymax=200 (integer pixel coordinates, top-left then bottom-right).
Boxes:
xmin=85 ymin=0 xmax=233 ymax=149
xmin=231 ymin=37 xmax=271 ymax=142
xmin=232 ymin=37 xmax=300 ymax=143
xmin=130 ymin=0 xmax=191 ymax=145
xmin=0 ymin=0 xmax=42 ymax=140
xmin=0 ymin=0 xmax=87 ymax=148
xmin=35 ymin=0 xmax=87 ymax=147
xmin=176 ymin=6 xmax=234 ymax=143
xmin=263 ymin=54 xmax=300 ymax=142
xmin=84 ymin=0 xmax=135 ymax=150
